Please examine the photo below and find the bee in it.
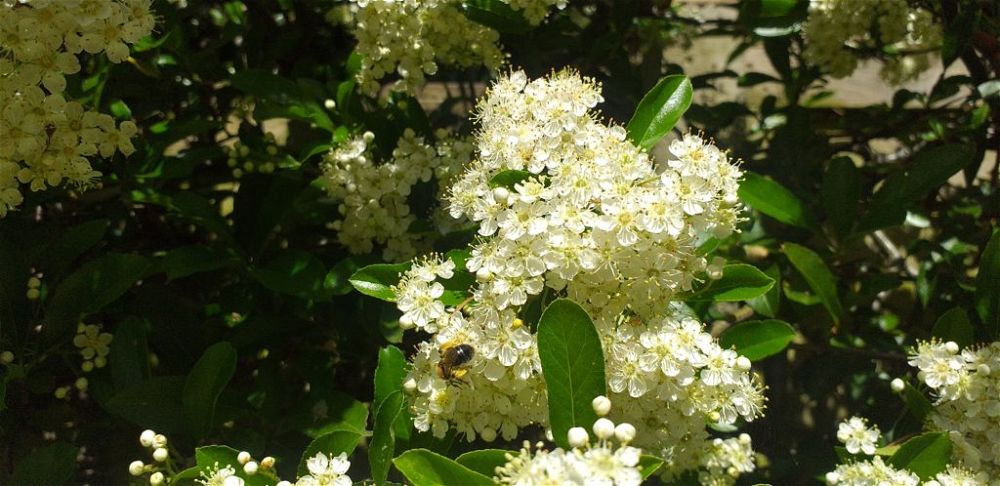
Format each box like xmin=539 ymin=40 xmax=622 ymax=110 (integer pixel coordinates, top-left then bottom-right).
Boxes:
xmin=436 ymin=343 xmax=475 ymax=382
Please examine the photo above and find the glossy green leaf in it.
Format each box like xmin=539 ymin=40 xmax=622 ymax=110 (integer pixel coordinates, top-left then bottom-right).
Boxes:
xmin=393 ymin=449 xmax=494 ymax=486
xmin=859 ymin=144 xmax=975 ymax=232
xmin=41 ymin=219 xmax=109 ymax=278
xmin=374 ymin=345 xmax=412 ymax=441
xmin=304 ymin=391 xmax=369 ymax=438
xmin=888 ymin=433 xmax=952 ymax=480
xmin=456 ymin=449 xmax=511 ymax=477
xmin=109 ymin=318 xmax=150 ymax=390
xmin=371 ymin=392 xmax=406 ymax=486
xmin=183 ymin=342 xmax=238 ymax=435
xmin=537 ymin=299 xmax=606 ymax=449
xmin=105 ymin=376 xmax=187 ymax=433
xmin=325 ymin=256 xmax=377 ymax=296
xmin=975 ymin=230 xmax=1000 ymax=339
xmin=739 ymin=172 xmax=815 ymax=229
xmin=349 ymin=262 xmax=412 ymax=302
xmin=899 ymin=379 xmax=933 ymax=423
xmin=784 ymin=243 xmax=843 ymax=325
xmin=160 ymin=245 xmax=236 ymax=280
xmin=822 ymin=157 xmax=860 ymax=236
xmin=932 ymin=308 xmax=975 ymax=348
xmin=747 ymin=264 xmax=781 ymax=317
xmin=638 ymin=455 xmax=665 ymax=479
xmin=252 ymin=250 xmax=332 ymax=301
xmin=488 ymin=170 xmax=534 ymax=189
xmin=719 ymin=319 xmax=796 ymax=361
xmin=462 ymin=0 xmax=531 ymax=34
xmin=44 ymin=253 xmax=152 ymax=341
xmin=626 ymin=75 xmax=693 ymax=150
xmin=297 ymin=430 xmax=364 ymax=476
xmin=10 ymin=442 xmax=79 ymax=486
xmin=687 ymin=264 xmax=775 ymax=302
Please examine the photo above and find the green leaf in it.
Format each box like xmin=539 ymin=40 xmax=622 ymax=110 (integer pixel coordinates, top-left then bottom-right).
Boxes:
xmin=105 ymin=376 xmax=187 ymax=433
xmin=304 ymin=391 xmax=370 ymax=438
xmin=888 ymin=433 xmax=952 ymax=480
xmin=44 ymin=253 xmax=152 ymax=341
xmin=975 ymin=230 xmax=1000 ymax=339
xmin=393 ymin=449 xmax=494 ymax=486
xmin=10 ymin=442 xmax=79 ymax=486
xmin=370 ymin=391 xmax=406 ymax=486
xmin=374 ymin=346 xmax=412 ymax=441
xmin=784 ymin=243 xmax=843 ymax=325
xmin=456 ymin=449 xmax=511 ymax=477
xmin=747 ymin=264 xmax=781 ymax=317
xmin=160 ymin=245 xmax=236 ymax=280
xmin=252 ymin=250 xmax=332 ymax=301
xmin=932 ymin=308 xmax=975 ymax=348
xmin=738 ymin=172 xmax=815 ymax=229
xmin=537 ymin=299 xmax=606 ymax=449
xmin=822 ymin=157 xmax=860 ymax=236
xmin=638 ymin=455 xmax=665 ymax=480
xmin=859 ymin=144 xmax=975 ymax=232
xmin=109 ymin=318 xmax=150 ymax=390
xmin=349 ymin=262 xmax=411 ymax=302
xmin=462 ymin=0 xmax=531 ymax=34
xmin=183 ymin=342 xmax=238 ymax=435
xmin=488 ymin=170 xmax=534 ymax=189
xmin=899 ymin=379 xmax=933 ymax=423
xmin=719 ymin=319 xmax=796 ymax=361
xmin=687 ymin=264 xmax=775 ymax=302
xmin=41 ymin=219 xmax=109 ymax=278
xmin=626 ymin=75 xmax=693 ymax=150
xmin=325 ymin=256 xmax=377 ymax=296
xmin=297 ymin=430 xmax=364 ymax=476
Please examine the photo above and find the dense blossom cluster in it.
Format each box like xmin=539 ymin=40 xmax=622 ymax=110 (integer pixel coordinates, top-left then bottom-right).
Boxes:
xmin=909 ymin=341 xmax=1000 ymax=475
xmin=825 ymin=409 xmax=991 ymax=485
xmin=318 ymin=129 xmax=474 ymax=260
xmin=494 ymin=397 xmax=643 ymax=486
xmin=802 ymin=0 xmax=942 ymax=84
xmin=347 ymin=0 xmax=563 ymax=95
xmin=0 ymin=0 xmax=154 ymax=217
xmin=396 ymin=70 xmax=761 ymax=481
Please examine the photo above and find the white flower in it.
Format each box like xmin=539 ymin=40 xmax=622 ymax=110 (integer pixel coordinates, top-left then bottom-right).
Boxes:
xmin=836 ymin=416 xmax=880 ymax=455
xmin=296 ymin=452 xmax=352 ymax=486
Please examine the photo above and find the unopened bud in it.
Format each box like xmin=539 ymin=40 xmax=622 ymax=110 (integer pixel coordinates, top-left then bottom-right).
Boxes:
xmin=243 ymin=461 xmax=258 ymax=475
xmin=567 ymin=427 xmax=589 ymax=448
xmin=152 ymin=434 xmax=168 ymax=449
xmin=128 ymin=460 xmax=145 ymax=476
xmin=890 ymin=378 xmax=905 ymax=393
xmin=591 ymin=395 xmax=612 ymax=416
xmin=0 ymin=350 xmax=13 ymax=364
xmin=260 ymin=456 xmax=275 ymax=469
xmin=139 ymin=429 xmax=156 ymax=447
xmin=149 ymin=472 xmax=164 ymax=485
xmin=237 ymin=451 xmax=251 ymax=465
xmin=614 ymin=422 xmax=636 ymax=443
xmin=152 ymin=448 xmax=168 ymax=463
xmin=592 ymin=418 xmax=615 ymax=440
xmin=736 ymin=356 xmax=752 ymax=371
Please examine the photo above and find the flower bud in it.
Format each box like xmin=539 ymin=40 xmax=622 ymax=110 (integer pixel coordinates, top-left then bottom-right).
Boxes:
xmin=945 ymin=341 xmax=960 ymax=354
xmin=152 ymin=434 xmax=168 ymax=449
xmin=243 ymin=461 xmax=258 ymax=475
xmin=592 ymin=418 xmax=615 ymax=440
xmin=260 ymin=456 xmax=275 ymax=469
xmin=736 ymin=356 xmax=752 ymax=371
xmin=139 ymin=429 xmax=156 ymax=447
xmin=128 ymin=460 xmax=145 ymax=476
xmin=591 ymin=395 xmax=611 ymax=416
xmin=567 ymin=427 xmax=589 ymax=448
xmin=614 ymin=422 xmax=636 ymax=443
xmin=480 ymin=427 xmax=497 ymax=442
xmin=492 ymin=187 xmax=510 ymax=204
xmin=277 ymin=482 xmax=292 ymax=486
xmin=149 ymin=472 xmax=164 ymax=485
xmin=237 ymin=451 xmax=251 ymax=465
xmin=0 ymin=350 xmax=13 ymax=364
xmin=152 ymin=448 xmax=168 ymax=463
xmin=403 ymin=377 xmax=417 ymax=393
xmin=74 ymin=377 xmax=88 ymax=390
xmin=890 ymin=378 xmax=905 ymax=393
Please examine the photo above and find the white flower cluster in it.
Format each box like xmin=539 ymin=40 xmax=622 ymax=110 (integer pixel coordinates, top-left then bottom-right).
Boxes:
xmin=494 ymin=397 xmax=643 ymax=486
xmin=0 ymin=0 xmax=154 ymax=217
xmin=397 ymin=70 xmax=761 ymax=481
xmin=319 ymin=129 xmax=474 ymax=261
xmin=837 ymin=416 xmax=880 ymax=456
xmin=909 ymin=340 xmax=1000 ymax=476
xmin=825 ymin=412 xmax=990 ymax=485
xmin=347 ymin=0 xmax=563 ymax=95
xmin=803 ymin=0 xmax=941 ymax=84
